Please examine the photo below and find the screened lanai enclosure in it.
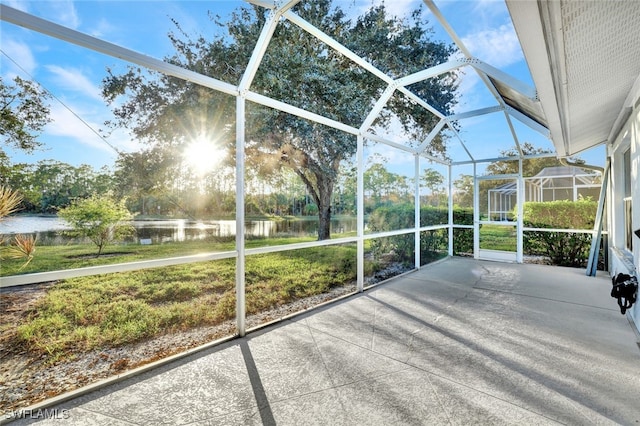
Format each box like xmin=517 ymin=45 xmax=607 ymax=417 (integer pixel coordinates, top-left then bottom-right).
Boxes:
xmin=3 ymin=2 xmax=640 ymax=412
xmin=0 ymin=0 xmax=608 ymax=334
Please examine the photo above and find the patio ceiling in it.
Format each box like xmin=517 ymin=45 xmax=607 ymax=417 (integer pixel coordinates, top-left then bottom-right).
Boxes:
xmin=507 ymin=0 xmax=640 ymax=158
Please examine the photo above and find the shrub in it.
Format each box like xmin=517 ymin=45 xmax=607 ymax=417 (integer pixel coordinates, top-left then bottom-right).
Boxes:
xmin=0 ymin=185 xmax=23 ymax=219
xmin=452 ymin=228 xmax=473 ymax=255
xmin=521 ymin=199 xmax=596 ymax=229
xmin=58 ymin=193 xmax=135 ymax=256
xmin=521 ymin=199 xmax=597 ymax=267
xmin=4 ymin=234 xmax=37 ymax=268
xmin=367 ymin=205 xmax=474 ymax=263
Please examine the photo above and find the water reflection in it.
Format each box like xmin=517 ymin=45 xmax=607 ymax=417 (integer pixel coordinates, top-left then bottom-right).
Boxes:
xmin=0 ymin=217 xmax=357 ymax=245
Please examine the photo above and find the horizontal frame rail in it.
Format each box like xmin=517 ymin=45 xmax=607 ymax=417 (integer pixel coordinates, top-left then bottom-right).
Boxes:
xmin=2 ymin=225 xmax=450 ymax=288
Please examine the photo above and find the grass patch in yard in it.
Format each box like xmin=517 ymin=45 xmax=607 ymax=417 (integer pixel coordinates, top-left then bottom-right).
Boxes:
xmin=10 ymin=243 xmax=356 ymax=362
xmin=0 ymin=235 xmax=321 ymax=277
xmin=0 ymin=239 xmax=238 ymax=276
xmin=479 ymin=224 xmax=517 ymax=251
xmin=245 ymin=244 xmax=356 ymax=314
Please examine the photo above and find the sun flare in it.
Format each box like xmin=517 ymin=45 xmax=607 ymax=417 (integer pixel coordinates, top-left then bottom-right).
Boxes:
xmin=183 ymin=138 xmax=225 ymax=175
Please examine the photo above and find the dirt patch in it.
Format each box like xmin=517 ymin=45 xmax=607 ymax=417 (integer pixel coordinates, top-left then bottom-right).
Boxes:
xmin=65 ymin=251 xmax=134 ymax=260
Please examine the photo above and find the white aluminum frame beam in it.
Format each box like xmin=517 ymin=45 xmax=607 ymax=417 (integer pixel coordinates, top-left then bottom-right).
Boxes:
xmin=239 ymin=0 xmax=300 ymax=92
xmin=235 ymin=97 xmax=247 ymax=336
xmin=0 ymin=5 xmax=239 ymax=97
xmin=360 ymin=84 xmax=398 ymax=132
xmin=444 ymin=121 xmax=475 ymax=162
xmin=423 ymin=0 xmax=525 ymax=157
xmin=245 ymin=91 xmax=359 ymax=135
xmin=452 ymin=152 xmax=556 ymax=166
xmin=284 ymin=10 xmax=392 ymax=84
xmin=356 ymin=135 xmax=365 ymax=292
xmin=396 ymin=59 xmax=468 ymax=88
xmin=245 ymin=0 xmax=275 ymax=8
xmin=448 ymin=105 xmax=504 ymax=122
xmin=238 ymin=10 xmax=280 ymax=93
xmin=362 ymin=132 xmax=417 ymax=155
xmin=284 ymin=9 xmax=453 ymax=147
xmin=417 ymin=119 xmax=446 ymax=152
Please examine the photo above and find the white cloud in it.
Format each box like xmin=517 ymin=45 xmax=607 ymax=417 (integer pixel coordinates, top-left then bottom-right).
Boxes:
xmin=45 ymin=65 xmax=103 ymax=102
xmin=461 ymin=23 xmax=523 ymax=68
xmin=89 ymin=18 xmax=117 ymax=39
xmin=347 ymin=0 xmax=423 ymax=21
xmin=1 ymin=39 xmax=37 ymax=77
xmin=46 ymin=103 xmax=139 ymax=155
xmin=47 ymin=104 xmax=112 ymax=152
xmin=4 ymin=0 xmax=28 ymax=12
xmin=48 ymin=0 xmax=80 ymax=29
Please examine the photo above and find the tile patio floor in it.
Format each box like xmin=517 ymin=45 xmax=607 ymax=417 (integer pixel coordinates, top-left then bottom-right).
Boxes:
xmin=9 ymin=257 xmax=640 ymax=425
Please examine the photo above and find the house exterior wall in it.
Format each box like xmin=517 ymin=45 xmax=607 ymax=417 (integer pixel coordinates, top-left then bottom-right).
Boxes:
xmin=607 ymin=103 xmax=640 ymax=332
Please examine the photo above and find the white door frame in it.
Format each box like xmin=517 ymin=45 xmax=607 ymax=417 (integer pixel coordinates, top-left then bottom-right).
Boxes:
xmin=474 ymin=174 xmax=523 ymax=262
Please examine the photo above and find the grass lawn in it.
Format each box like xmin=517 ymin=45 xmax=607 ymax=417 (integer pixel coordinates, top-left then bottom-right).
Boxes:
xmin=0 ymin=236 xmax=324 ymax=276
xmin=479 ymin=224 xmax=517 ymax=251
xmin=3 ymin=239 xmax=358 ymax=363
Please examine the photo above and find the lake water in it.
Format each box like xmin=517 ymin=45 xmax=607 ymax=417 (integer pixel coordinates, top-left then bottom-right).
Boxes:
xmin=0 ymin=216 xmax=357 ymax=245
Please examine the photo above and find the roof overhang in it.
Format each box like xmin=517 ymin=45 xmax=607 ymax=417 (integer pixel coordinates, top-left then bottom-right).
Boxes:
xmin=506 ymin=0 xmax=640 ymax=158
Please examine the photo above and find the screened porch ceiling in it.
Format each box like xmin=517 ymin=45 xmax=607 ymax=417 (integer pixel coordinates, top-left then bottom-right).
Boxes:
xmin=3 ymin=1 xmax=637 ymax=167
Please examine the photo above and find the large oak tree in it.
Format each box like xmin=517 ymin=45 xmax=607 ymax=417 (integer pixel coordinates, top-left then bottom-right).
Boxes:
xmin=102 ymin=1 xmax=458 ymax=239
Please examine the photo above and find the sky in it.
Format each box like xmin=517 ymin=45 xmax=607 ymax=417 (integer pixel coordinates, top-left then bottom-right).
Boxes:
xmin=0 ymin=0 xmax=606 ymax=177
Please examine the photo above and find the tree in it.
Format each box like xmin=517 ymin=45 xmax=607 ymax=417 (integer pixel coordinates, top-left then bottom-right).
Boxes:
xmin=0 ymin=76 xmax=52 ymax=159
xmin=421 ymin=167 xmax=445 ymax=206
xmin=58 ymin=193 xmax=134 ymax=256
xmin=102 ymin=1 xmax=458 ymax=240
xmin=485 ymin=142 xmax=583 ymax=177
xmin=113 ymin=149 xmax=175 ymax=215
xmin=421 ymin=168 xmax=444 ymax=192
xmin=453 ymin=174 xmax=473 ymax=207
xmin=2 ymin=160 xmax=116 ymax=213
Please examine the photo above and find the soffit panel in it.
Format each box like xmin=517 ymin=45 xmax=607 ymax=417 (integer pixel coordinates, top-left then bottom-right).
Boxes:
xmin=562 ymin=0 xmax=640 ymax=154
xmin=510 ymin=0 xmax=640 ymax=157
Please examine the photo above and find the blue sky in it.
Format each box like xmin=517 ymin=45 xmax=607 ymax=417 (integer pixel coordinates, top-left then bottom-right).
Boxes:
xmin=1 ymin=0 xmax=605 ymax=174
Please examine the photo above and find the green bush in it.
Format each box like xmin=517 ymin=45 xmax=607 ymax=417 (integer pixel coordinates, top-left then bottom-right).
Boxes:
xmin=521 ymin=200 xmax=597 ymax=267
xmin=453 ymin=228 xmax=473 ymax=255
xmin=420 ymin=229 xmax=447 ymax=264
xmin=367 ymin=205 xmax=474 ymax=263
xmin=521 ymin=199 xmax=596 ymax=229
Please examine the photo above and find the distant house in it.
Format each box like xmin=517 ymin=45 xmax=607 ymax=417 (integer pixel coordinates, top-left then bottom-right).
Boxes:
xmin=524 ymin=166 xmax=601 ymax=203
xmin=487 ymin=166 xmax=601 ymax=221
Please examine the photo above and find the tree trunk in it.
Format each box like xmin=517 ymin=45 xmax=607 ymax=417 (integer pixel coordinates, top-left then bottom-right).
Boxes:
xmin=286 ymin=147 xmax=338 ymax=241
xmin=315 ymin=177 xmax=333 ymax=241
xmin=318 ymin=195 xmax=331 ymax=240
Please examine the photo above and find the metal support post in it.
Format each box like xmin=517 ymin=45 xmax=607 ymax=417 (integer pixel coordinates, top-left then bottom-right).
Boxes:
xmin=235 ymin=96 xmax=246 ymax=336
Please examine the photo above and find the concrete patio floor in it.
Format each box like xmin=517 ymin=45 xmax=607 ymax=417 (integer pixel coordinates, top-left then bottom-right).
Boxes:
xmin=9 ymin=257 xmax=640 ymax=425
